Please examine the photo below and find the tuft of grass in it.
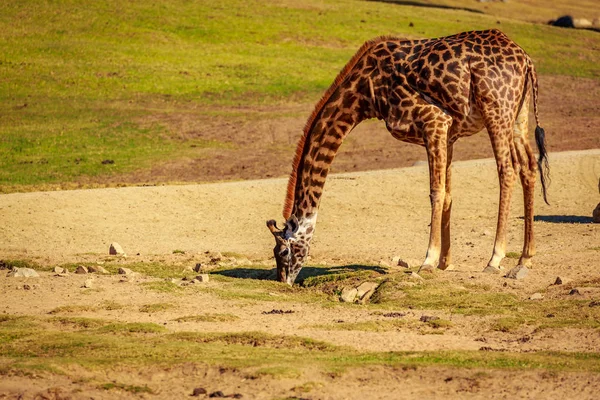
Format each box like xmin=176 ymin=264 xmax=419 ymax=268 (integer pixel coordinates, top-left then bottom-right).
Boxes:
xmin=141 ymin=280 xmax=184 ymax=293
xmin=138 ymin=303 xmax=176 ymax=313
xmin=172 ymin=249 xmax=185 ymax=254
xmin=505 ymin=252 xmax=521 ymax=259
xmin=48 ymin=305 xmax=96 ymax=315
xmin=173 ymin=313 xmax=239 ymax=323
xmin=0 ymin=259 xmax=40 ymax=270
xmin=99 ymin=382 xmax=154 ymax=394
xmin=98 ymin=322 xmax=166 ymax=335
xmin=308 ymin=320 xmax=405 ymax=332
xmin=49 ymin=317 xmax=108 ymax=330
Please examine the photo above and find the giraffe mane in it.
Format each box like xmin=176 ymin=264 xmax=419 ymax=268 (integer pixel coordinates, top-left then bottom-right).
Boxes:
xmin=282 ymin=36 xmax=399 ymax=219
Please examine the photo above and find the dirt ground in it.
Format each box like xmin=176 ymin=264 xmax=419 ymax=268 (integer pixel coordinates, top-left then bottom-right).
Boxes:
xmin=104 ymin=75 xmax=600 ymax=187
xmin=1 ymin=146 xmax=599 ymax=399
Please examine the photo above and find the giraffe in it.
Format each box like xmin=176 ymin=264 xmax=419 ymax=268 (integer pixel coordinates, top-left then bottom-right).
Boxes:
xmin=267 ymin=29 xmax=549 ymax=285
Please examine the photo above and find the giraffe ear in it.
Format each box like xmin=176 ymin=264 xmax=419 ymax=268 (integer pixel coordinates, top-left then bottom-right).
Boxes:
xmin=284 ymin=215 xmax=299 ymax=237
xmin=266 ymin=220 xmax=282 ymax=236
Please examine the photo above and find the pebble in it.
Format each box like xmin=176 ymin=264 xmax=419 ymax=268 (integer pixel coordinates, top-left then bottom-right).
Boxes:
xmin=6 ymin=268 xmax=39 ymax=278
xmin=109 ymin=242 xmax=126 ymax=256
xmin=505 ymin=265 xmax=528 ymax=280
xmin=392 ymin=256 xmax=410 ymax=268
xmin=195 ymin=274 xmax=210 ymax=283
xmin=529 ymin=292 xmax=544 ymax=300
xmin=194 ymin=263 xmax=203 ymax=273
xmin=53 ymin=266 xmax=66 ymax=274
xmin=75 ymin=265 xmax=88 ymax=274
xmin=83 ymin=278 xmax=94 ymax=288
xmin=356 ymin=282 xmax=378 ymax=301
xmin=340 ymin=287 xmax=358 ymax=303
xmin=407 ymin=271 xmax=424 ymax=280
xmin=553 ymin=276 xmax=569 ymax=285
xmin=192 ymin=388 xmax=207 ymax=397
xmin=88 ymin=265 xmax=109 ymax=274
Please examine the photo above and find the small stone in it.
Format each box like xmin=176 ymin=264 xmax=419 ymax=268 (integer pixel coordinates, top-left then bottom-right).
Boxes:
xmin=483 ymin=265 xmax=502 ymax=274
xmin=356 ymin=282 xmax=379 ymax=303
xmin=340 ymin=287 xmax=358 ymax=303
xmin=407 ymin=271 xmax=424 ymax=280
xmin=194 ymin=263 xmax=203 ymax=273
xmin=118 ymin=267 xmax=134 ymax=275
xmin=378 ymin=260 xmax=390 ymax=268
xmin=53 ymin=266 xmax=65 ymax=274
xmin=207 ymin=251 xmax=222 ymax=263
xmin=505 ymin=265 xmax=529 ymax=280
xmin=83 ymin=278 xmax=94 ymax=288
xmin=192 ymin=387 xmax=207 ymax=397
xmin=23 ymin=284 xmax=31 ymax=290
xmin=420 ymin=315 xmax=440 ymax=323
xmin=209 ymin=391 xmax=225 ymax=398
xmin=88 ymin=265 xmax=109 ymax=274
xmin=589 ymin=301 xmax=600 ymax=308
xmin=182 ymin=265 xmax=194 ymax=273
xmin=482 ymin=229 xmax=492 ymax=236
xmin=6 ymin=268 xmax=39 ymax=278
xmin=392 ymin=256 xmax=410 ymax=268
xmin=195 ymin=274 xmax=209 ymax=282
xmin=75 ymin=265 xmax=88 ymax=274
xmin=593 ymin=203 xmax=600 ymax=223
xmin=553 ymin=276 xmax=569 ymax=285
xmin=529 ymin=292 xmax=544 ymax=300
xmin=109 ymin=242 xmax=126 ymax=256
xmin=569 ymin=288 xmax=581 ymax=296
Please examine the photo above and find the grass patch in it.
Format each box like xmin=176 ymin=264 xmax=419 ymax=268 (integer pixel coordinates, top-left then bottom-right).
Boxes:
xmin=98 ymin=382 xmax=154 ymax=394
xmin=97 ymin=322 xmax=166 ymax=335
xmin=309 ymin=320 xmax=405 ymax=332
xmin=141 ymin=280 xmax=184 ymax=293
xmin=505 ymin=252 xmax=521 ymax=259
xmin=138 ymin=303 xmax=176 ymax=313
xmin=49 ymin=317 xmax=109 ymax=330
xmin=0 ymin=259 xmax=40 ymax=270
xmin=48 ymin=305 xmax=97 ymax=315
xmin=173 ymin=313 xmax=239 ymax=323
xmin=1 ymin=0 xmax=598 ymax=191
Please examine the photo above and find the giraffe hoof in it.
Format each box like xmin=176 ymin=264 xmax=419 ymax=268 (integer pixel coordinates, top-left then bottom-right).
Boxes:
xmin=438 ymin=263 xmax=455 ymax=271
xmin=418 ymin=264 xmax=436 ymax=273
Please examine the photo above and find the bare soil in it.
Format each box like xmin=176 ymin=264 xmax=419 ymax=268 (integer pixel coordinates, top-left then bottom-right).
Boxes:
xmin=104 ymin=75 xmax=600 ymax=187
xmin=1 ymin=145 xmax=599 ymax=399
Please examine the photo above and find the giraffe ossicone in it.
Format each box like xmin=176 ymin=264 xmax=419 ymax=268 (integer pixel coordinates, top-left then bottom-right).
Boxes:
xmin=268 ymin=29 xmax=549 ymax=285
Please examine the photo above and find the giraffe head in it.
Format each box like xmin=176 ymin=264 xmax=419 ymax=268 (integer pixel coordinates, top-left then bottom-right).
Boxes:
xmin=266 ymin=216 xmax=311 ymax=285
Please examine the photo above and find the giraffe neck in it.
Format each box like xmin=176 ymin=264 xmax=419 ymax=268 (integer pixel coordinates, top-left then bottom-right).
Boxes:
xmin=292 ymin=92 xmax=369 ymax=222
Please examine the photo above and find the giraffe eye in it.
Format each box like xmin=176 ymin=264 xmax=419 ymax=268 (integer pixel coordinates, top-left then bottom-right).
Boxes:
xmin=279 ymin=248 xmax=290 ymax=258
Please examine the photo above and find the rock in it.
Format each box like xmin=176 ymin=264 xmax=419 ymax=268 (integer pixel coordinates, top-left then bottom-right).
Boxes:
xmin=88 ymin=265 xmax=109 ymax=274
xmin=378 ymin=260 xmax=390 ymax=268
xmin=53 ymin=266 xmax=65 ymax=274
xmin=83 ymin=278 xmax=94 ymax=288
xmin=209 ymin=391 xmax=225 ymax=398
xmin=192 ymin=387 xmax=207 ymax=397
xmin=75 ymin=265 xmax=88 ymax=274
xmin=340 ymin=287 xmax=358 ymax=303
xmin=109 ymin=242 xmax=126 ymax=256
xmin=505 ymin=265 xmax=529 ymax=280
xmin=573 ymin=18 xmax=592 ymax=28
xmin=194 ymin=263 xmax=203 ymax=273
xmin=550 ymin=15 xmax=575 ymax=28
xmin=195 ymin=274 xmax=209 ymax=282
xmin=483 ymin=265 xmax=502 ymax=274
xmin=182 ymin=265 xmax=194 ymax=273
xmin=392 ymin=256 xmax=410 ymax=268
xmin=553 ymin=276 xmax=570 ymax=285
xmin=407 ymin=272 xmax=424 ymax=280
xmin=356 ymin=282 xmax=379 ymax=303
xmin=207 ymin=251 xmax=223 ymax=263
xmin=6 ymin=268 xmax=39 ymax=278
xmin=589 ymin=301 xmax=600 ymax=308
xmin=569 ymin=288 xmax=581 ymax=296
xmin=118 ymin=267 xmax=135 ymax=276
xmin=529 ymin=292 xmax=544 ymax=300
xmin=593 ymin=203 xmax=600 ymax=223
xmin=23 ymin=284 xmax=31 ymax=290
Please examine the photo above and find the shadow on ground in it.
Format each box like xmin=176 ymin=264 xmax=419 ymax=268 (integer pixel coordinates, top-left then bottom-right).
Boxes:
xmin=212 ymin=264 xmax=388 ymax=283
xmin=533 ymin=215 xmax=594 ymax=224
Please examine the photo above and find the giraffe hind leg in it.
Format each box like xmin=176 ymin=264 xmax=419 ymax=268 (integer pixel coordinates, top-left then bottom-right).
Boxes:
xmin=513 ymin=99 xmax=537 ymax=267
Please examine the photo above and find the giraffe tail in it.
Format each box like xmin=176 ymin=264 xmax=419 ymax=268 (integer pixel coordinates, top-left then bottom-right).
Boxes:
xmin=528 ymin=61 xmax=550 ymax=205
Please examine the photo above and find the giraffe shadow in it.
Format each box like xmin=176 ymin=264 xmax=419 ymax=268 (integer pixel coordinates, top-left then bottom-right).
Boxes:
xmin=530 ymin=215 xmax=595 ymax=224
xmin=211 ymin=264 xmax=387 ymax=282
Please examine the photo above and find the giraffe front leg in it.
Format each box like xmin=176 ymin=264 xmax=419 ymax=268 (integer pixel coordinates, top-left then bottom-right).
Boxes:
xmin=438 ymin=144 xmax=454 ymax=271
xmin=419 ymin=119 xmax=450 ymax=273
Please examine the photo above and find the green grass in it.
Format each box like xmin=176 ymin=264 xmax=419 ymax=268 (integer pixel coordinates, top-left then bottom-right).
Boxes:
xmin=138 ymin=303 xmax=176 ymax=313
xmin=1 ymin=315 xmax=599 ymax=379
xmin=1 ymin=0 xmax=598 ymax=191
xmin=173 ymin=313 xmax=239 ymax=323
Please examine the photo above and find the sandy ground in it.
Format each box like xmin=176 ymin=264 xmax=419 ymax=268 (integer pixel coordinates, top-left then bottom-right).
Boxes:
xmin=0 ymin=149 xmax=599 ymax=399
